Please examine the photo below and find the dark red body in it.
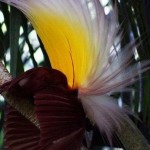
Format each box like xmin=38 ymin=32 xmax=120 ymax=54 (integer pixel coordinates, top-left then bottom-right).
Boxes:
xmin=1 ymin=67 xmax=85 ymax=150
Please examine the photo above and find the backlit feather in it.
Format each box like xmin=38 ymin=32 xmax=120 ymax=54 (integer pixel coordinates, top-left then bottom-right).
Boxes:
xmin=1 ymin=0 xmax=118 ymax=89
xmin=0 ymin=0 xmax=150 ymax=148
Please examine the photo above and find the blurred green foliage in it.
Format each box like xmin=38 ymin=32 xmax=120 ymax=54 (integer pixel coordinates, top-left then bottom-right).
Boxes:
xmin=117 ymin=0 xmax=150 ymax=130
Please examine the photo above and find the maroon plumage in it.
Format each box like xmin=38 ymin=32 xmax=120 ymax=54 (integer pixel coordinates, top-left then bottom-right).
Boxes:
xmin=2 ymin=68 xmax=85 ymax=150
xmin=5 ymin=105 xmax=40 ymax=150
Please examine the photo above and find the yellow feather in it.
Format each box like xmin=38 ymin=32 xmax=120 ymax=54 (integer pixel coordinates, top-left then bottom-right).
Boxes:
xmin=28 ymin=7 xmax=94 ymax=88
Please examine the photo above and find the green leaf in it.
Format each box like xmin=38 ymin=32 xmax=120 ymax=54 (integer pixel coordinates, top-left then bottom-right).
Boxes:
xmin=9 ymin=6 xmax=21 ymax=77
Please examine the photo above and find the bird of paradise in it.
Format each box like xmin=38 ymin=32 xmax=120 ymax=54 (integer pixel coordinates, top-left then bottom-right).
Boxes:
xmin=0 ymin=0 xmax=149 ymax=149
